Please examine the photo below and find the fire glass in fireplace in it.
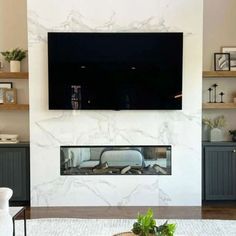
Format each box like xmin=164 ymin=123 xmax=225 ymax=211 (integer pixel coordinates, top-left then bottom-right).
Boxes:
xmin=61 ymin=146 xmax=171 ymax=175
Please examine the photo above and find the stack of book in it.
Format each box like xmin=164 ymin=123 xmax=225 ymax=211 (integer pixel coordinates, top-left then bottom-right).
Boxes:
xmin=0 ymin=134 xmax=19 ymax=143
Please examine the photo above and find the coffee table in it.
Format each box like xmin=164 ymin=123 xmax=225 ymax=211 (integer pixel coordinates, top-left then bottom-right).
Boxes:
xmin=9 ymin=207 xmax=26 ymax=236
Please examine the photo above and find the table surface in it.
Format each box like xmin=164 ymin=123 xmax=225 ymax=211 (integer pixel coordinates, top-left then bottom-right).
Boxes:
xmin=9 ymin=207 xmax=25 ymax=218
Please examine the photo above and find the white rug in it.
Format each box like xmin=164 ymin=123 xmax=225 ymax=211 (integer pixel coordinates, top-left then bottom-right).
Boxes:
xmin=15 ymin=218 xmax=236 ymax=236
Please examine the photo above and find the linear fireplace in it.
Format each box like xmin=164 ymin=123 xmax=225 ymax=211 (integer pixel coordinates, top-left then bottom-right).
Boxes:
xmin=60 ymin=146 xmax=171 ymax=175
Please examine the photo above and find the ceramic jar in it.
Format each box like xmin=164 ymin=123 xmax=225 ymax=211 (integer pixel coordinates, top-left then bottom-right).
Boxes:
xmin=10 ymin=60 xmax=20 ymax=72
xmin=210 ymin=128 xmax=223 ymax=142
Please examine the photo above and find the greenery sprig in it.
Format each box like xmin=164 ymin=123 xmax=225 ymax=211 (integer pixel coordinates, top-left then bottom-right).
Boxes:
xmin=1 ymin=48 xmax=27 ymax=62
xmin=203 ymin=115 xmax=226 ymax=129
xmin=229 ymin=130 xmax=236 ymax=136
xmin=131 ymin=209 xmax=176 ymax=236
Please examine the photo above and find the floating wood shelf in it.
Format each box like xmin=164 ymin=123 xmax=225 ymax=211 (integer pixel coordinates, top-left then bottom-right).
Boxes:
xmin=0 ymin=104 xmax=29 ymax=110
xmin=203 ymin=103 xmax=236 ymax=109
xmin=203 ymin=71 xmax=236 ymax=78
xmin=0 ymin=72 xmax=28 ymax=79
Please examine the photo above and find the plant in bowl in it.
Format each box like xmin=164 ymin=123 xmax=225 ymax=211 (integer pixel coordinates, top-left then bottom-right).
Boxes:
xmin=1 ymin=48 xmax=27 ymax=72
xmin=114 ymin=209 xmax=176 ymax=236
xmin=229 ymin=130 xmax=236 ymax=142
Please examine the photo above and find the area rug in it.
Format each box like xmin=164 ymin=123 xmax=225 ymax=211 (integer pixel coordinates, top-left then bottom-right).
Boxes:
xmin=15 ymin=218 xmax=236 ymax=236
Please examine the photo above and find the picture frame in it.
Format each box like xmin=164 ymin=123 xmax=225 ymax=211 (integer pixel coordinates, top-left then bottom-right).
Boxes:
xmin=221 ymin=46 xmax=236 ymax=71
xmin=3 ymin=88 xmax=17 ymax=104
xmin=0 ymin=82 xmax=13 ymax=104
xmin=214 ymin=53 xmax=230 ymax=71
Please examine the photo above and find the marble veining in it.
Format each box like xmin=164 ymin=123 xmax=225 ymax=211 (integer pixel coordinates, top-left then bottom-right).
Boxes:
xmin=117 ymin=179 xmax=160 ymax=206
xmin=31 ymin=177 xmax=163 ymax=206
xmin=32 ymin=110 xmax=200 ymax=148
xmin=28 ymin=7 xmax=193 ymax=46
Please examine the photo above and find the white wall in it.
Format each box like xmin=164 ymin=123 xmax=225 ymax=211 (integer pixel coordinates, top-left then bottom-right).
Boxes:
xmin=28 ymin=0 xmax=203 ymax=206
xmin=203 ymin=0 xmax=236 ymax=71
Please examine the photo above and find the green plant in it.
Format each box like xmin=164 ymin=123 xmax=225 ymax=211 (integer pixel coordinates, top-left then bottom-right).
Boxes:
xmin=1 ymin=48 xmax=27 ymax=62
xmin=203 ymin=115 xmax=226 ymax=129
xmin=229 ymin=130 xmax=236 ymax=136
xmin=131 ymin=209 xmax=176 ymax=236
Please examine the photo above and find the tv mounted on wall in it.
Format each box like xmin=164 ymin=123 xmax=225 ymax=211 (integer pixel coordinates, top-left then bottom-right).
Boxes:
xmin=48 ymin=32 xmax=183 ymax=110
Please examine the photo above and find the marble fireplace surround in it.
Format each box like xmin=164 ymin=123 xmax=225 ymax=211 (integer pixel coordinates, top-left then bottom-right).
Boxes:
xmin=28 ymin=0 xmax=203 ymax=206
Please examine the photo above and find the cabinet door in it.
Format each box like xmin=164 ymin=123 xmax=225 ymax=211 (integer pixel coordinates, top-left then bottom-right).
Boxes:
xmin=0 ymin=147 xmax=30 ymax=201
xmin=205 ymin=146 xmax=236 ymax=200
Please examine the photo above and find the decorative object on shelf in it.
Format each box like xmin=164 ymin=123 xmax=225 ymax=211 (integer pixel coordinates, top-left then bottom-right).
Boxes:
xmin=219 ymin=92 xmax=225 ymax=103
xmin=113 ymin=209 xmax=176 ymax=236
xmin=210 ymin=128 xmax=224 ymax=142
xmin=212 ymin=83 xmax=218 ymax=103
xmin=203 ymin=115 xmax=226 ymax=142
xmin=207 ymin=84 xmax=225 ymax=104
xmin=10 ymin=61 xmax=20 ymax=73
xmin=0 ymin=48 xmax=27 ymax=72
xmin=222 ymin=46 xmax=236 ymax=71
xmin=229 ymin=130 xmax=236 ymax=142
xmin=3 ymin=88 xmax=17 ymax=104
xmin=214 ymin=53 xmax=230 ymax=71
xmin=0 ymin=134 xmax=19 ymax=144
xmin=0 ymin=82 xmax=12 ymax=104
xmin=208 ymin=87 xmax=213 ymax=103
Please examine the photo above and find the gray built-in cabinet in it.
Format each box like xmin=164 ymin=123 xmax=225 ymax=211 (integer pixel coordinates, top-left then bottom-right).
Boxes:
xmin=0 ymin=143 xmax=30 ymax=205
xmin=203 ymin=142 xmax=236 ymax=200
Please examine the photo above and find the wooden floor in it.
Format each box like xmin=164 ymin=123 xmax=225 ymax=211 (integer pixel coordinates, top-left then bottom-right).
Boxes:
xmin=21 ymin=201 xmax=236 ymax=220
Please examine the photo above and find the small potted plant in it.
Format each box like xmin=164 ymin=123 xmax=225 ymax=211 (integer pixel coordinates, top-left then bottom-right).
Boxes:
xmin=203 ymin=115 xmax=226 ymax=142
xmin=114 ymin=209 xmax=176 ymax=236
xmin=1 ymin=48 xmax=27 ymax=72
xmin=229 ymin=130 xmax=236 ymax=142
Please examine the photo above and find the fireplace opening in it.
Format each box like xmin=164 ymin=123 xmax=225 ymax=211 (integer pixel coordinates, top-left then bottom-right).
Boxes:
xmin=60 ymin=146 xmax=171 ymax=175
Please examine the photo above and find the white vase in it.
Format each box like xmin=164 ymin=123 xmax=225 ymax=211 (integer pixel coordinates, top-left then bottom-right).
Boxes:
xmin=0 ymin=188 xmax=13 ymax=212
xmin=0 ymin=188 xmax=13 ymax=236
xmin=210 ymin=128 xmax=223 ymax=142
xmin=10 ymin=60 xmax=20 ymax=72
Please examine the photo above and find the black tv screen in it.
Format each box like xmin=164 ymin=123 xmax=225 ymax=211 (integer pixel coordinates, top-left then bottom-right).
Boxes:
xmin=48 ymin=32 xmax=183 ymax=110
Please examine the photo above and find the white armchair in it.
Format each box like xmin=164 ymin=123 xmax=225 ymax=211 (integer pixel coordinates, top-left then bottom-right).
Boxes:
xmin=0 ymin=187 xmax=13 ymax=236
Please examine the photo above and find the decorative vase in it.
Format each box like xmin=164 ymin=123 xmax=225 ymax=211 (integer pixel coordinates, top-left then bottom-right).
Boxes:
xmin=0 ymin=188 xmax=13 ymax=211
xmin=10 ymin=60 xmax=20 ymax=72
xmin=210 ymin=128 xmax=223 ymax=142
xmin=0 ymin=188 xmax=13 ymax=235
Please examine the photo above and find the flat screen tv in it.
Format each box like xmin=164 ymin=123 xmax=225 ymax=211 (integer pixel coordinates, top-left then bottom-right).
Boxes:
xmin=48 ymin=32 xmax=183 ymax=110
